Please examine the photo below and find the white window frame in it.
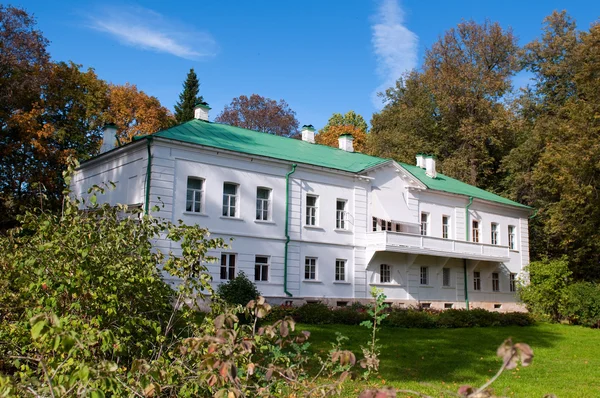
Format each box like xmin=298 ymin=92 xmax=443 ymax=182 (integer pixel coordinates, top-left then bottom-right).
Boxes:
xmin=508 ymin=225 xmax=517 ymax=250
xmin=335 ymin=259 xmax=346 ymax=281
xmin=492 ymin=272 xmax=500 ymax=292
xmin=491 ymin=223 xmax=499 ymax=245
xmin=380 ymin=264 xmax=391 ymax=283
xmin=442 ymin=215 xmax=450 ymax=239
xmin=256 ymin=187 xmax=272 ymax=221
xmin=255 ymin=255 xmax=269 ymax=282
xmin=472 ymin=220 xmax=480 ymax=243
xmin=336 ymin=199 xmax=348 ymax=230
xmin=420 ymin=266 xmax=429 ymax=285
xmin=220 ymin=253 xmax=236 ymax=281
xmin=372 ymin=217 xmax=378 ymax=232
xmin=304 ymin=257 xmax=317 ymax=280
xmin=442 ymin=267 xmax=451 ymax=287
xmin=510 ymin=273 xmax=517 ymax=292
xmin=186 ymin=177 xmax=204 ymax=213
xmin=473 ymin=271 xmax=481 ymax=291
xmin=420 ymin=212 xmax=429 ymax=236
xmin=222 ymin=182 xmax=239 ymax=218
xmin=305 ymin=195 xmax=318 ymax=226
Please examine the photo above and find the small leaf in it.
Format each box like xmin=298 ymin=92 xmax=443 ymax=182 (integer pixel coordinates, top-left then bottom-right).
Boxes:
xmin=31 ymin=320 xmax=47 ymax=340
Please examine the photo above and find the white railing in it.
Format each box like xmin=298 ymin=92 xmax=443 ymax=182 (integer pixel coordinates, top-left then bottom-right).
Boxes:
xmin=367 ymin=231 xmax=510 ymax=260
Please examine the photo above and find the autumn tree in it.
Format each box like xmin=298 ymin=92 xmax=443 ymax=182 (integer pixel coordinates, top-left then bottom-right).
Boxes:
xmin=370 ymin=20 xmax=519 ymax=190
xmin=174 ymin=68 xmax=203 ymax=124
xmin=107 ymin=83 xmax=174 ymax=143
xmin=315 ymin=111 xmax=369 ymax=152
xmin=215 ymin=94 xmax=299 ymax=137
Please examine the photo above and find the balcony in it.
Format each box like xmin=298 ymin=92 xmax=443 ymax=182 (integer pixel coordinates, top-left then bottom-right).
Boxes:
xmin=367 ymin=231 xmax=510 ymax=262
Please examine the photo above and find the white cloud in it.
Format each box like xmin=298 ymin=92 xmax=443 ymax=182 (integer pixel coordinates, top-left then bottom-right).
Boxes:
xmin=86 ymin=5 xmax=217 ymax=60
xmin=371 ymin=0 xmax=418 ymax=108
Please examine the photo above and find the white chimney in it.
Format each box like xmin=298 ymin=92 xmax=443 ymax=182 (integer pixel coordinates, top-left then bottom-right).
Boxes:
xmin=424 ymin=155 xmax=437 ymax=178
xmin=338 ymin=134 xmax=354 ymax=152
xmin=416 ymin=154 xmax=425 ymax=168
xmin=301 ymin=124 xmax=315 ymax=143
xmin=100 ymin=123 xmax=118 ymax=154
xmin=194 ymin=103 xmax=211 ymax=121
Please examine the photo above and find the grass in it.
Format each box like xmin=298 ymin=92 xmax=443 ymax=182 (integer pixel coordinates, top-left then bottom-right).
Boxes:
xmin=301 ymin=323 xmax=600 ymax=397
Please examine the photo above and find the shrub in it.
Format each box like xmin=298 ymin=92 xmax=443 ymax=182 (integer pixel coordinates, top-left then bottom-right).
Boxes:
xmin=216 ymin=271 xmax=261 ymax=307
xmin=437 ymin=309 xmax=476 ymax=328
xmin=383 ymin=308 xmax=437 ymax=328
xmin=295 ymin=302 xmax=333 ymax=324
xmin=332 ymin=307 xmax=370 ymax=325
xmin=518 ymin=257 xmax=572 ymax=321
xmin=559 ymin=282 xmax=600 ymax=327
xmin=262 ymin=304 xmax=298 ymax=324
xmin=469 ymin=308 xmax=501 ymax=327
xmin=498 ymin=312 xmax=535 ymax=327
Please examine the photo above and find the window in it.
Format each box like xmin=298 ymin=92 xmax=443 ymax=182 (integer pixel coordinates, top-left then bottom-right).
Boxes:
xmin=492 ymin=272 xmax=500 ymax=292
xmin=491 ymin=223 xmax=499 ymax=245
xmin=336 ymin=199 xmax=347 ymax=230
xmin=306 ymin=195 xmax=318 ymax=226
xmin=255 ymin=256 xmax=269 ymax=282
xmin=395 ymin=223 xmax=401 ymax=232
xmin=510 ymin=273 xmax=517 ymax=292
xmin=304 ymin=257 xmax=317 ymax=280
xmin=508 ymin=225 xmax=516 ymax=250
xmin=220 ymin=254 xmax=236 ymax=280
xmin=442 ymin=216 xmax=450 ymax=239
xmin=372 ymin=217 xmax=378 ymax=232
xmin=386 ymin=221 xmax=392 ymax=231
xmin=186 ymin=177 xmax=204 ymax=213
xmin=444 ymin=303 xmax=453 ymax=309
xmin=222 ymin=183 xmax=238 ymax=217
xmin=472 ymin=220 xmax=480 ymax=243
xmin=421 ymin=303 xmax=431 ymax=309
xmin=420 ymin=212 xmax=429 ymax=236
xmin=335 ymin=259 xmax=346 ymax=281
xmin=256 ymin=188 xmax=271 ymax=221
xmin=473 ymin=271 xmax=481 ymax=291
xmin=420 ymin=266 xmax=429 ymax=285
xmin=380 ymin=264 xmax=391 ymax=283
xmin=442 ymin=268 xmax=451 ymax=287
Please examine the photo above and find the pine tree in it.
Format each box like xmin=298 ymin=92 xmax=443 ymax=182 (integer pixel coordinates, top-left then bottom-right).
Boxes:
xmin=174 ymin=68 xmax=203 ymax=123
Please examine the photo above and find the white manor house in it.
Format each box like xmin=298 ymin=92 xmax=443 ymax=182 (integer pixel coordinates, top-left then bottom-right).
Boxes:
xmin=73 ymin=105 xmax=532 ymax=311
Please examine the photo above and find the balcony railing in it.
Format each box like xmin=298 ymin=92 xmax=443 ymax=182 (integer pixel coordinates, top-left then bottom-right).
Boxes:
xmin=367 ymin=231 xmax=510 ymax=261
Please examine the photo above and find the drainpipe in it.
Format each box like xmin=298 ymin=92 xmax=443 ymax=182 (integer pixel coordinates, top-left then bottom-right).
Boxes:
xmin=529 ymin=209 xmax=539 ymax=219
xmin=464 ymin=196 xmax=473 ymax=310
xmin=283 ymin=164 xmax=297 ymax=297
xmin=144 ymin=137 xmax=153 ymax=215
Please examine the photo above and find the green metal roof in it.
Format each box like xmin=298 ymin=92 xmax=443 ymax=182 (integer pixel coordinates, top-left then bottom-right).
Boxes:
xmin=136 ymin=119 xmax=529 ymax=210
xmin=141 ymin=119 xmax=387 ymax=173
xmin=400 ymin=163 xmax=531 ymax=209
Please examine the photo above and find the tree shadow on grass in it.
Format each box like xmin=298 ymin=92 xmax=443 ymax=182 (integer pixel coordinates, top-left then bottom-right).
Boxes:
xmin=305 ymin=324 xmax=562 ymax=384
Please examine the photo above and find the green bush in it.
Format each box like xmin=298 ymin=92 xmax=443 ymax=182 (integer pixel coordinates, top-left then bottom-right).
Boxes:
xmin=437 ymin=309 xmax=476 ymax=328
xmin=262 ymin=304 xmax=298 ymax=324
xmin=295 ymin=302 xmax=333 ymax=324
xmin=518 ymin=257 xmax=572 ymax=321
xmin=332 ymin=306 xmax=370 ymax=325
xmin=469 ymin=308 xmax=501 ymax=327
xmin=383 ymin=308 xmax=437 ymax=329
xmin=216 ymin=271 xmax=261 ymax=307
xmin=559 ymin=282 xmax=600 ymax=327
xmin=498 ymin=312 xmax=535 ymax=327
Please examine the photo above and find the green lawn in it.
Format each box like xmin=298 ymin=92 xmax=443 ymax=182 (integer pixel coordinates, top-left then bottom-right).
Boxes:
xmin=301 ymin=323 xmax=600 ymax=397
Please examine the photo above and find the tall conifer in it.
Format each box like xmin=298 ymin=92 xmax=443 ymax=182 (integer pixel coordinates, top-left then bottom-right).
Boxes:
xmin=174 ymin=68 xmax=203 ymax=123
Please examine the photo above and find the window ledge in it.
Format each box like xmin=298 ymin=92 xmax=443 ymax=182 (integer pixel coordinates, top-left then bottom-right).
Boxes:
xmin=183 ymin=211 xmax=209 ymax=217
xmin=419 ymin=285 xmax=434 ymax=288
xmin=441 ymin=286 xmax=455 ymax=289
xmin=510 ymin=249 xmax=520 ymax=253
xmin=333 ymin=281 xmax=351 ymax=285
xmin=302 ymin=280 xmax=323 ymax=284
xmin=304 ymin=225 xmax=325 ymax=231
xmin=220 ymin=216 xmax=244 ymax=222
xmin=255 ymin=282 xmax=282 ymax=286
xmin=369 ymin=283 xmax=404 ymax=287
xmin=334 ymin=228 xmax=353 ymax=234
xmin=254 ymin=220 xmax=276 ymax=225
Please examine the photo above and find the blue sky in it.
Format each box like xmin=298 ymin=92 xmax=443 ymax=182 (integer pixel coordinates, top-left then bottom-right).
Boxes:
xmin=17 ymin=0 xmax=599 ymax=130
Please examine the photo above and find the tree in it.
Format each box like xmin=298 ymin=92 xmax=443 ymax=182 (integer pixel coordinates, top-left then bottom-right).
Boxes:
xmin=316 ymin=111 xmax=369 ymax=152
xmin=215 ymin=94 xmax=299 ymax=137
xmin=0 ymin=5 xmax=50 ymax=229
xmin=174 ymin=68 xmax=203 ymax=124
xmin=369 ymin=20 xmax=519 ymax=189
xmin=107 ymin=83 xmax=174 ymax=143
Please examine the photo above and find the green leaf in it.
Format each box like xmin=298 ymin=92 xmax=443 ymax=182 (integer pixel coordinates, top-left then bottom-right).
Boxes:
xmin=31 ymin=320 xmax=47 ymax=340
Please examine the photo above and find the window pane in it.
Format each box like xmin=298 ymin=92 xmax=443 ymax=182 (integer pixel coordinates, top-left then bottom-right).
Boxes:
xmin=224 ymin=183 xmax=236 ymax=195
xmin=336 ymin=200 xmax=345 ymax=210
xmin=188 ymin=178 xmax=203 ymax=190
xmin=257 ymin=188 xmax=270 ymax=199
xmin=307 ymin=196 xmax=316 ymax=206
